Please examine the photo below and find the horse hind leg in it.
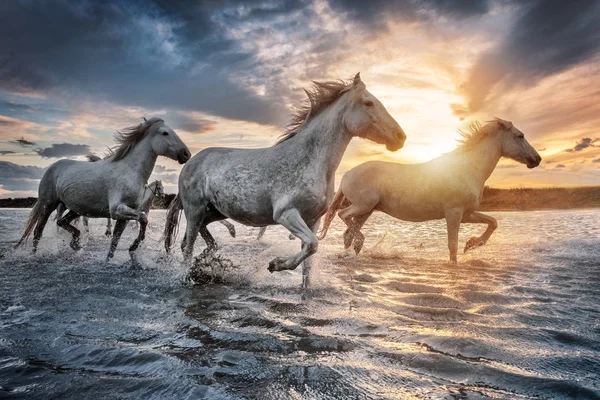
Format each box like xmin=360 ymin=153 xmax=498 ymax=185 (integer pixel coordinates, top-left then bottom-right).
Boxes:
xmin=338 ymin=202 xmax=376 ymax=254
xmin=33 ymin=203 xmax=58 ymax=253
xmin=57 ymin=210 xmax=83 ymax=251
xmin=107 ymin=220 xmax=127 ymax=260
xmin=349 ymin=211 xmax=373 ymax=254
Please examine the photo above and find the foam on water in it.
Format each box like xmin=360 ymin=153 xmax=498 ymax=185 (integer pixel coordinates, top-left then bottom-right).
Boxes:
xmin=0 ymin=208 xmax=599 ymax=399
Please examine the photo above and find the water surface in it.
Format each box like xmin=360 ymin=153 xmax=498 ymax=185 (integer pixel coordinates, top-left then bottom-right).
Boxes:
xmin=0 ymin=209 xmax=599 ymax=399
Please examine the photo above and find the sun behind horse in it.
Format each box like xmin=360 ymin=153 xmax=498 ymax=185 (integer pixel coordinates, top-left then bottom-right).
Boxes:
xmin=164 ymin=73 xmax=406 ymax=287
xmin=319 ymin=118 xmax=542 ymax=263
xmin=16 ymin=117 xmax=190 ymax=261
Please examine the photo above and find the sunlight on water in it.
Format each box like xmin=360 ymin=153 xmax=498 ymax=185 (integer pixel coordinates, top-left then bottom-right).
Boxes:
xmin=0 ymin=209 xmax=599 ymax=399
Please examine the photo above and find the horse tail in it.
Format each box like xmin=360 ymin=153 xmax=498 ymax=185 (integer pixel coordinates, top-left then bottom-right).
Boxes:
xmin=162 ymin=195 xmax=183 ymax=253
xmin=15 ymin=201 xmax=44 ymax=248
xmin=318 ymin=189 xmax=345 ymax=240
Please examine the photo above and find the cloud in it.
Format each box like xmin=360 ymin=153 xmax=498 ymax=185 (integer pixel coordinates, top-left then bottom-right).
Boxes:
xmin=457 ymin=0 xmax=600 ymax=115
xmin=0 ymin=161 xmax=45 ymax=195
xmin=554 ymin=164 xmax=566 ymax=169
xmin=35 ymin=143 xmax=91 ymax=158
xmin=0 ymin=150 xmax=15 ymax=155
xmin=593 ymin=158 xmax=600 ymax=163
xmin=0 ymin=1 xmax=289 ymax=125
xmin=563 ymin=137 xmax=600 ymax=152
xmin=10 ymin=137 xmax=36 ymax=147
xmin=170 ymin=114 xmax=218 ymax=134
xmin=328 ymin=0 xmax=489 ymax=30
xmin=154 ymin=164 xmax=176 ymax=173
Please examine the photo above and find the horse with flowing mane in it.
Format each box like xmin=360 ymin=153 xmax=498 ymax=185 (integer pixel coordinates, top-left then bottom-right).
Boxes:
xmin=164 ymin=73 xmax=406 ymax=287
xmin=318 ymin=118 xmax=542 ymax=263
xmin=16 ymin=117 xmax=190 ymax=261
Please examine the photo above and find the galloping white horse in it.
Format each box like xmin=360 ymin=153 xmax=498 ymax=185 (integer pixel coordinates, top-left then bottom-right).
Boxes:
xmin=164 ymin=73 xmax=406 ymax=287
xmin=54 ymin=155 xmax=112 ymax=236
xmin=319 ymin=119 xmax=542 ymax=263
xmin=16 ymin=117 xmax=190 ymax=261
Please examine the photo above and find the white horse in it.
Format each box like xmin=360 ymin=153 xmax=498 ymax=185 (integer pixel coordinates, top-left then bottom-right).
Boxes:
xmin=54 ymin=155 xmax=112 ymax=236
xmin=16 ymin=117 xmax=190 ymax=261
xmin=318 ymin=119 xmax=542 ymax=263
xmin=164 ymin=73 xmax=406 ymax=287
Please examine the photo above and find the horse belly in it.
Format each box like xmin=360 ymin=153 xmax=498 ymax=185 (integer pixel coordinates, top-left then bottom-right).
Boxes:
xmin=379 ymin=199 xmax=445 ymax=222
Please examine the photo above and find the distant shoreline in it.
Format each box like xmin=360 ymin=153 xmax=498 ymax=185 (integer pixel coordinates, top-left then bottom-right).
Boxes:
xmin=2 ymin=187 xmax=600 ymax=212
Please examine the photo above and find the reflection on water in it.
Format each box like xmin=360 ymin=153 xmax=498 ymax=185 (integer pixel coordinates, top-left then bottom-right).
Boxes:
xmin=0 ymin=209 xmax=599 ymax=399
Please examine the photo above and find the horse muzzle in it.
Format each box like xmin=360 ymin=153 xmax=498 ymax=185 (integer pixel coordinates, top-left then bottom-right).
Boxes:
xmin=178 ymin=149 xmax=191 ymax=164
xmin=386 ymin=128 xmax=406 ymax=152
xmin=527 ymin=154 xmax=542 ymax=169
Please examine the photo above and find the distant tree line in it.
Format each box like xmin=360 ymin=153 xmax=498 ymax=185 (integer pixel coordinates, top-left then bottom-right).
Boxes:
xmin=3 ymin=187 xmax=600 ymax=211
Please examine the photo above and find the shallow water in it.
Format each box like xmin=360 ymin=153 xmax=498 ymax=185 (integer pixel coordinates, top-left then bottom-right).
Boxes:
xmin=0 ymin=209 xmax=599 ymax=399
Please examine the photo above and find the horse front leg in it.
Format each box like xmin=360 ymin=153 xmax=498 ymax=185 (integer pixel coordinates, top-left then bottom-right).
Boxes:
xmin=300 ymin=219 xmax=321 ymax=288
xmin=105 ymin=218 xmax=112 ymax=237
xmin=462 ymin=211 xmax=498 ymax=253
xmin=268 ymin=208 xmax=318 ymax=275
xmin=57 ymin=210 xmax=83 ymax=251
xmin=106 ymin=220 xmax=127 ymax=260
xmin=128 ymin=220 xmax=147 ymax=268
xmin=445 ymin=208 xmax=463 ymax=264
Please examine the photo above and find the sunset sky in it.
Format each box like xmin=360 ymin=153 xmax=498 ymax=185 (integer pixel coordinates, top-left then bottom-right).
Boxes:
xmin=1 ymin=0 xmax=599 ymax=197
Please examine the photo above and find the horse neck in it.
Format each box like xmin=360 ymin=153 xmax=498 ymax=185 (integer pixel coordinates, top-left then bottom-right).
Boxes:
xmin=460 ymin=135 xmax=502 ymax=185
xmin=118 ymin=136 xmax=157 ymax=184
xmin=286 ymin=101 xmax=352 ymax=182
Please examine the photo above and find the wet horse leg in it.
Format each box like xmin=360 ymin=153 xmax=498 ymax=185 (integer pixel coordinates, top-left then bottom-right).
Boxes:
xmin=300 ymin=219 xmax=320 ymax=288
xmin=106 ymin=220 xmax=127 ymax=260
xmin=462 ymin=211 xmax=498 ymax=253
xmin=33 ymin=203 xmax=58 ymax=253
xmin=83 ymin=217 xmax=90 ymax=234
xmin=338 ymin=203 xmax=376 ymax=254
xmin=257 ymin=226 xmax=267 ymax=240
xmin=105 ymin=218 xmax=112 ymax=237
xmin=268 ymin=208 xmax=318 ymax=274
xmin=445 ymin=208 xmax=463 ymax=264
xmin=57 ymin=210 xmax=83 ymax=251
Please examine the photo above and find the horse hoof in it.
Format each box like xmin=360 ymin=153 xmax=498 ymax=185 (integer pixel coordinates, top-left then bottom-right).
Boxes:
xmin=70 ymin=242 xmax=81 ymax=251
xmin=104 ymin=231 xmax=111 ymax=237
xmin=268 ymin=257 xmax=287 ymax=272
xmin=227 ymin=227 xmax=236 ymax=238
xmin=464 ymin=237 xmax=484 ymax=253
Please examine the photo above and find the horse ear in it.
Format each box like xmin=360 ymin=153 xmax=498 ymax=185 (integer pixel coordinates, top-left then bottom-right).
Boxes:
xmin=353 ymin=72 xmax=362 ymax=86
xmin=496 ymin=118 xmax=513 ymax=130
xmin=143 ymin=117 xmax=147 ymax=123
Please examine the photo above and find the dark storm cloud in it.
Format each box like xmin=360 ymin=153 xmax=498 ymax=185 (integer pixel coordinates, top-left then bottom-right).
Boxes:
xmin=328 ymin=0 xmax=488 ymax=28
xmin=563 ymin=138 xmax=600 ymax=153
xmin=0 ymin=150 xmax=15 ymax=155
xmin=10 ymin=137 xmax=36 ymax=147
xmin=0 ymin=1 xmax=295 ymax=125
xmin=168 ymin=113 xmax=218 ymax=134
xmin=459 ymin=0 xmax=600 ymax=114
xmin=35 ymin=143 xmax=91 ymax=158
xmin=0 ymin=161 xmax=45 ymax=193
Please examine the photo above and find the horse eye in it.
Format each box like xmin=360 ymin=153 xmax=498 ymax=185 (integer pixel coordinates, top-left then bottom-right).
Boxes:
xmin=364 ymin=100 xmax=374 ymax=107
xmin=162 ymin=131 xmax=169 ymax=136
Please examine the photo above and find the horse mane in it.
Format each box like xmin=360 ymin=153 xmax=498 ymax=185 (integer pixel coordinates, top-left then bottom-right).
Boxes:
xmin=454 ymin=119 xmax=500 ymax=152
xmin=277 ymin=79 xmax=354 ymax=144
xmin=86 ymin=154 xmax=101 ymax=162
xmin=110 ymin=117 xmax=164 ymax=162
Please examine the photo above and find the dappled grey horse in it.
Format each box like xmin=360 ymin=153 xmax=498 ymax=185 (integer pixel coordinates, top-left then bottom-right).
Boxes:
xmin=319 ymin=119 xmax=542 ymax=263
xmin=164 ymin=73 xmax=406 ymax=287
xmin=16 ymin=117 xmax=190 ymax=261
xmin=54 ymin=155 xmax=112 ymax=236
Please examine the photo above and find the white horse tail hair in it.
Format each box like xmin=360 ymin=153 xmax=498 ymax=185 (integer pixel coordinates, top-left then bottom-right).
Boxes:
xmin=163 ymin=195 xmax=183 ymax=253
xmin=318 ymin=190 xmax=345 ymax=240
xmin=15 ymin=201 xmax=43 ymax=248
